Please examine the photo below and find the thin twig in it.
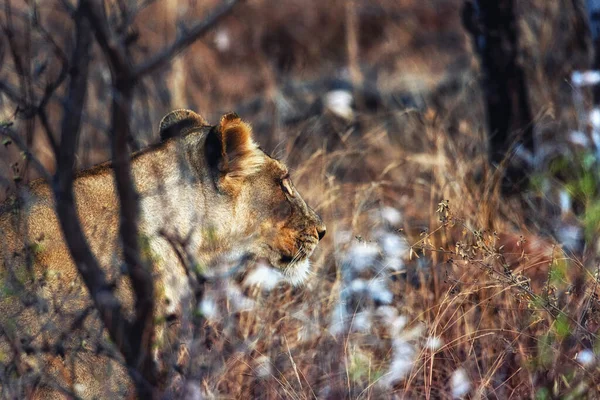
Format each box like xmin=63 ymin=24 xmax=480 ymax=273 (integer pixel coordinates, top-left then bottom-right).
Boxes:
xmin=0 ymin=124 xmax=51 ymax=182
xmin=52 ymin=2 xmax=134 ymax=385
xmin=81 ymin=1 xmax=158 ymax=395
xmin=133 ymin=0 xmax=240 ymax=79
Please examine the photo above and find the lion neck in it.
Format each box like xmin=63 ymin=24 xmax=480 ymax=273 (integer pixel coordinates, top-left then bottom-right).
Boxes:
xmin=134 ymin=132 xmax=252 ymax=262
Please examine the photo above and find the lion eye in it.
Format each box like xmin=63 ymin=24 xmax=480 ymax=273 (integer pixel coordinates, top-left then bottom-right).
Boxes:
xmin=281 ymin=178 xmax=294 ymax=197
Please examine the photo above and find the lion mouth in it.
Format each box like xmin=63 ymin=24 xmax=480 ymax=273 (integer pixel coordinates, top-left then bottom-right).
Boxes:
xmin=279 ymin=254 xmax=297 ymax=264
xmin=280 ymin=239 xmax=317 ymax=265
xmin=259 ymin=236 xmax=319 ymax=285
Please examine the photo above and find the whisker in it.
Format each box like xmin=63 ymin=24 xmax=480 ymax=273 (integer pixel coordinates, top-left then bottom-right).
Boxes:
xmin=288 ymin=249 xmax=303 ymax=267
xmin=287 ymin=246 xmax=306 ymax=268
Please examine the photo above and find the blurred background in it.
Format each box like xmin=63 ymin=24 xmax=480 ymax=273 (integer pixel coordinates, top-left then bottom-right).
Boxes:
xmin=1 ymin=0 xmax=474 ymax=183
xmin=3 ymin=0 xmax=600 ymax=398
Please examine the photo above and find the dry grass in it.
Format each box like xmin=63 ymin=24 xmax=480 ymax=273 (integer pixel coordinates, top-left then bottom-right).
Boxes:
xmin=189 ymin=99 xmax=599 ymax=399
xmin=161 ymin=76 xmax=600 ymax=397
xmin=2 ymin=0 xmax=600 ymax=398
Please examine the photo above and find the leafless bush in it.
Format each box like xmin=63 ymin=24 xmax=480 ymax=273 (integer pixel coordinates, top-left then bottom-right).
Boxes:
xmin=1 ymin=0 xmax=600 ymax=399
xmin=1 ymin=0 xmax=238 ymax=397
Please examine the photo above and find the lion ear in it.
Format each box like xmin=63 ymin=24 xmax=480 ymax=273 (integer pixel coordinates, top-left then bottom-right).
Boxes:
xmin=159 ymin=109 xmax=207 ymax=141
xmin=206 ymin=113 xmax=264 ymax=179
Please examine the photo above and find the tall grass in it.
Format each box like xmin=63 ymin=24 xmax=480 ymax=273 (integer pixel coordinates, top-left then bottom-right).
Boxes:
xmin=1 ymin=0 xmax=599 ymax=398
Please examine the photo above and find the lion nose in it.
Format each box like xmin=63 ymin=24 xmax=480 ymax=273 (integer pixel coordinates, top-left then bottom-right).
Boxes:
xmin=317 ymin=224 xmax=326 ymax=241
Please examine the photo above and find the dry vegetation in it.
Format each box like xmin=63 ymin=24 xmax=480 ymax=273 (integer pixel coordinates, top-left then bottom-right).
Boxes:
xmin=2 ymin=0 xmax=600 ymax=399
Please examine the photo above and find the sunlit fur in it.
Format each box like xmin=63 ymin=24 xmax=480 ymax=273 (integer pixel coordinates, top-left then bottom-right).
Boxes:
xmin=217 ymin=113 xmax=265 ymax=178
xmin=0 ymin=109 xmax=325 ymax=398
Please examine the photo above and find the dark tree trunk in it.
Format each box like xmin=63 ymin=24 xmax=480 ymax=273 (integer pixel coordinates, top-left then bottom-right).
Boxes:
xmin=462 ymin=0 xmax=534 ymax=194
xmin=587 ymin=0 xmax=600 ymax=102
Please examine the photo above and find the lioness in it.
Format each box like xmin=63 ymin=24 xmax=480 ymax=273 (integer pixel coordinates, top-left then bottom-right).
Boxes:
xmin=0 ymin=110 xmax=325 ymax=398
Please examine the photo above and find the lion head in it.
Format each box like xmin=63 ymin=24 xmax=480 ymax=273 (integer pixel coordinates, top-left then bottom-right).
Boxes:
xmin=159 ymin=109 xmax=326 ymax=284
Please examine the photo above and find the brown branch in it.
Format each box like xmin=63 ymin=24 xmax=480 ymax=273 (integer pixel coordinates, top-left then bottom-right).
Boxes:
xmin=2 ymin=0 xmax=28 ymax=108
xmin=0 ymin=79 xmax=110 ymax=139
xmin=0 ymin=124 xmax=51 ymax=182
xmin=0 ymin=324 xmax=27 ymax=377
xmin=0 ymin=14 xmax=68 ymax=157
xmin=0 ymin=27 xmax=4 ymax=71
xmin=3 ymin=0 xmax=36 ymax=177
xmin=0 ymin=80 xmax=25 ymax=106
xmin=37 ymin=108 xmax=58 ymax=156
xmin=82 ymin=1 xmax=131 ymax=76
xmin=118 ymin=0 xmax=159 ymax=34
xmin=35 ymin=18 xmax=69 ymax=156
xmin=133 ymin=0 xmax=240 ymax=79
xmin=55 ymin=0 xmax=241 ymax=394
xmin=80 ymin=1 xmax=158 ymax=396
xmin=2 ymin=7 xmax=36 ymax=179
xmin=52 ymin=1 xmax=134 ymax=391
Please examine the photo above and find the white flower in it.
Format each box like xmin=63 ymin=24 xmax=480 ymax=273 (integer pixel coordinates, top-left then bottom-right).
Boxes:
xmin=255 ymin=355 xmax=272 ymax=378
xmin=591 ymin=108 xmax=600 ymax=129
xmin=329 ymin=302 xmax=347 ymax=336
xmin=375 ymin=306 xmax=398 ymax=326
xmin=351 ymin=310 xmax=372 ymax=333
xmin=380 ymin=339 xmax=415 ymax=387
xmin=376 ymin=305 xmax=398 ymax=326
xmin=345 ymin=243 xmax=380 ymax=272
xmin=214 ymin=28 xmax=231 ymax=52
xmin=349 ymin=278 xmax=367 ymax=293
xmin=226 ymin=283 xmax=255 ymax=311
xmin=380 ymin=233 xmax=407 ymax=259
xmin=556 ymin=224 xmax=583 ymax=252
xmin=451 ymin=368 xmax=471 ymax=398
xmin=380 ymin=206 xmax=402 ymax=226
xmin=425 ymin=336 xmax=443 ymax=351
xmin=592 ymin=130 xmax=600 ymax=152
xmin=569 ymin=131 xmax=590 ymax=146
xmin=324 ymin=90 xmax=353 ymax=119
xmin=559 ymin=190 xmax=571 ymax=215
xmin=383 ymin=257 xmax=405 ymax=272
xmin=577 ymin=349 xmax=595 ymax=366
xmin=244 ymin=263 xmax=283 ymax=290
xmin=367 ymin=279 xmax=393 ymax=304
xmin=572 ymin=70 xmax=600 ymax=87
xmin=199 ymin=298 xmax=218 ymax=320
xmin=389 ymin=315 xmax=408 ymax=337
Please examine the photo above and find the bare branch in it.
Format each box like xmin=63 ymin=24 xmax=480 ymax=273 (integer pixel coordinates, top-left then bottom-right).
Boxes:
xmin=0 ymin=80 xmax=26 ymax=106
xmin=0 ymin=324 xmax=27 ymax=377
xmin=133 ymin=0 xmax=240 ymax=79
xmin=0 ymin=15 xmax=68 ymax=157
xmin=2 ymin=0 xmax=28 ymax=105
xmin=0 ymin=78 xmax=110 ymax=132
xmin=82 ymin=1 xmax=132 ymax=76
xmin=34 ymin=24 xmax=71 ymax=156
xmin=2 ymin=1 xmax=241 ymax=396
xmin=37 ymin=108 xmax=58 ymax=156
xmin=118 ymin=0 xmax=159 ymax=34
xmin=35 ymin=20 xmax=69 ymax=102
xmin=52 ymin=1 xmax=134 ymax=386
xmin=81 ymin=1 xmax=158 ymax=395
xmin=0 ymin=124 xmax=51 ymax=182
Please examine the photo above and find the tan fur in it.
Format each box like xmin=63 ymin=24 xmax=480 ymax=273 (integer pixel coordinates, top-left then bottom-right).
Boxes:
xmin=217 ymin=113 xmax=264 ymax=178
xmin=0 ymin=109 xmax=325 ymax=398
